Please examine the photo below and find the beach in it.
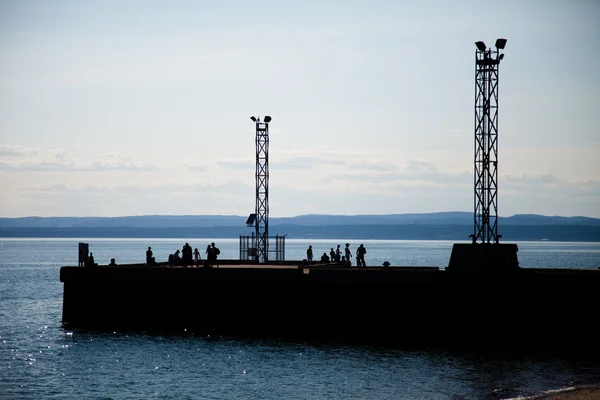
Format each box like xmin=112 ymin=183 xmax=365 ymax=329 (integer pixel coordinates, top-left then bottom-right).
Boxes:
xmin=513 ymin=387 xmax=600 ymax=400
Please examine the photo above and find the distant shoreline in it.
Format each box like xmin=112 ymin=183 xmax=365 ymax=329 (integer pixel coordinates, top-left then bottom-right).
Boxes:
xmin=1 ymin=231 xmax=600 ymax=243
xmin=1 ymin=225 xmax=600 ymax=242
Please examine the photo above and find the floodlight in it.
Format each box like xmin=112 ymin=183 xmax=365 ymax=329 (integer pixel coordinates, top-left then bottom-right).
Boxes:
xmin=475 ymin=41 xmax=487 ymax=52
xmin=499 ymin=53 xmax=505 ymax=60
xmin=250 ymin=116 xmax=257 ymax=122
xmin=264 ymin=116 xmax=271 ymax=123
xmin=495 ymin=38 xmax=507 ymax=50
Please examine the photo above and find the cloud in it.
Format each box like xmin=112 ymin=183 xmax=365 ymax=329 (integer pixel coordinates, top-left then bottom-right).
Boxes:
xmin=10 ymin=180 xmax=254 ymax=216
xmin=503 ymin=174 xmax=600 ymax=195
xmin=217 ymin=160 xmax=254 ymax=170
xmin=504 ymin=174 xmax=561 ymax=187
xmin=217 ymin=154 xmax=347 ymax=171
xmin=0 ymin=145 xmax=31 ymax=157
xmin=275 ymin=155 xmax=346 ymax=169
xmin=20 ymin=179 xmax=252 ymax=197
xmin=347 ymin=161 xmax=397 ymax=172
xmin=185 ymin=163 xmax=207 ymax=172
xmin=0 ymin=148 xmax=158 ymax=171
xmin=500 ymin=174 xmax=600 ymax=217
xmin=322 ymin=159 xmax=470 ymax=187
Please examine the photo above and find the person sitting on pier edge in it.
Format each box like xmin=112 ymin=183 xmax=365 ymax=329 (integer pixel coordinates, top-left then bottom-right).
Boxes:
xmin=320 ymin=252 xmax=330 ymax=263
xmin=356 ymin=244 xmax=367 ymax=267
xmin=84 ymin=252 xmax=97 ymax=267
xmin=173 ymin=249 xmax=182 ymax=265
xmin=193 ymin=247 xmax=200 ymax=266
xmin=210 ymin=242 xmax=220 ymax=268
xmin=146 ymin=246 xmax=156 ymax=266
xmin=306 ymin=245 xmax=313 ymax=264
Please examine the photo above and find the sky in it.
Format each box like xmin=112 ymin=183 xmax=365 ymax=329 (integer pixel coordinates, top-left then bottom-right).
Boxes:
xmin=1 ymin=0 xmax=599 ymax=218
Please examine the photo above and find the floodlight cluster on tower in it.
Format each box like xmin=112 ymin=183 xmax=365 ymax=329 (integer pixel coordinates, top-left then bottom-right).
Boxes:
xmin=472 ymin=38 xmax=506 ymax=244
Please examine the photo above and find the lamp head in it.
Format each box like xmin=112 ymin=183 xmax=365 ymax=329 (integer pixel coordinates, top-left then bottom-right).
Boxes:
xmin=264 ymin=116 xmax=271 ymax=123
xmin=495 ymin=38 xmax=507 ymax=49
xmin=475 ymin=41 xmax=487 ymax=52
xmin=250 ymin=116 xmax=257 ymax=122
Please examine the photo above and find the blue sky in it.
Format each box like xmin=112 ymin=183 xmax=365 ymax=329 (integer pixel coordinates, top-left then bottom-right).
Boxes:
xmin=1 ymin=0 xmax=599 ymax=218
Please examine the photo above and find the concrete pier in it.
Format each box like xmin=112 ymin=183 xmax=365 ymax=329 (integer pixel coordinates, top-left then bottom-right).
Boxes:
xmin=60 ymin=262 xmax=600 ymax=353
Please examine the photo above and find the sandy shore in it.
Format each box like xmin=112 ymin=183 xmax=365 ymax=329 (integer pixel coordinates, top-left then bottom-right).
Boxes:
xmin=510 ymin=387 xmax=600 ymax=399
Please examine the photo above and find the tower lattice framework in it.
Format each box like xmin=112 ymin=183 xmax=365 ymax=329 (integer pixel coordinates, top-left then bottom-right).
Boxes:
xmin=473 ymin=40 xmax=505 ymax=244
xmin=254 ymin=117 xmax=270 ymax=263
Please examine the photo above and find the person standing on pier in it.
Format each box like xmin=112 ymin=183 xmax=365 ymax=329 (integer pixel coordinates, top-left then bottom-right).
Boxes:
xmin=205 ymin=244 xmax=213 ymax=267
xmin=344 ymin=243 xmax=352 ymax=266
xmin=335 ymin=245 xmax=342 ymax=262
xmin=193 ymin=248 xmax=200 ymax=267
xmin=210 ymin=242 xmax=220 ymax=268
xmin=356 ymin=244 xmax=367 ymax=267
xmin=307 ymin=245 xmax=313 ymax=263
xmin=182 ymin=243 xmax=193 ymax=267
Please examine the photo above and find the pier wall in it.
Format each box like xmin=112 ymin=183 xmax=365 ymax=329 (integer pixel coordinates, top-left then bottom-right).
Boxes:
xmin=60 ymin=265 xmax=600 ymax=352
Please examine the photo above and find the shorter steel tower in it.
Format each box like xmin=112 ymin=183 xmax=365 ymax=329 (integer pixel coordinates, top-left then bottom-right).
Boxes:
xmin=448 ymin=38 xmax=518 ymax=272
xmin=250 ymin=116 xmax=270 ymax=263
xmin=473 ymin=38 xmax=506 ymax=244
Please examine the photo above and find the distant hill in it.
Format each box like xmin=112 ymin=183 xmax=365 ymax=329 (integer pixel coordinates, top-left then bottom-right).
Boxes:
xmin=0 ymin=213 xmax=599 ymax=241
xmin=1 ymin=212 xmax=599 ymax=228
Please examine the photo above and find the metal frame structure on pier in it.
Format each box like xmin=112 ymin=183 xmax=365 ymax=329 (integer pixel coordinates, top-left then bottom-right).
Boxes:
xmin=239 ymin=233 xmax=286 ymax=263
xmin=472 ymin=39 xmax=506 ymax=244
xmin=246 ymin=116 xmax=271 ymax=263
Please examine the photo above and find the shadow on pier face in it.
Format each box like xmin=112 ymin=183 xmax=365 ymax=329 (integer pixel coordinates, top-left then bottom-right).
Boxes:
xmin=60 ymin=266 xmax=600 ymax=356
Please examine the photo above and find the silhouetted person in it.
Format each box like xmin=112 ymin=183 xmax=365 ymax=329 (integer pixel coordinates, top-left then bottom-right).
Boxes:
xmin=193 ymin=248 xmax=200 ymax=266
xmin=344 ymin=243 xmax=352 ymax=266
xmin=210 ymin=242 xmax=220 ymax=268
xmin=205 ymin=244 xmax=212 ymax=268
xmin=306 ymin=245 xmax=313 ymax=263
xmin=356 ymin=244 xmax=367 ymax=267
xmin=85 ymin=252 xmax=96 ymax=267
xmin=341 ymin=256 xmax=350 ymax=267
xmin=330 ymin=248 xmax=335 ymax=262
xmin=146 ymin=246 xmax=154 ymax=266
xmin=182 ymin=242 xmax=193 ymax=266
xmin=335 ymin=245 xmax=342 ymax=262
xmin=173 ymin=249 xmax=182 ymax=264
xmin=320 ymin=252 xmax=330 ymax=263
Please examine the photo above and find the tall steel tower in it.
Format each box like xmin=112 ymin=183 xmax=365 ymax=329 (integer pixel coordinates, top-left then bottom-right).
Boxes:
xmin=448 ymin=38 xmax=518 ymax=272
xmin=473 ymin=39 xmax=506 ymax=244
xmin=250 ymin=115 xmax=271 ymax=263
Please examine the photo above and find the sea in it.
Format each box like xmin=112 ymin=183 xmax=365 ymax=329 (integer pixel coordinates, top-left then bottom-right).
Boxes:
xmin=1 ymin=238 xmax=600 ymax=400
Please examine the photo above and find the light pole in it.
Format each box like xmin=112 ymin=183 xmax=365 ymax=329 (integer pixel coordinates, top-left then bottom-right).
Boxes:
xmin=250 ymin=116 xmax=270 ymax=263
xmin=472 ymin=39 xmax=506 ymax=244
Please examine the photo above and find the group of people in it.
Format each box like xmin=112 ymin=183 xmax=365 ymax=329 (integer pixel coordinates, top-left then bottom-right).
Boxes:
xmin=306 ymin=243 xmax=367 ymax=267
xmin=146 ymin=242 xmax=221 ymax=268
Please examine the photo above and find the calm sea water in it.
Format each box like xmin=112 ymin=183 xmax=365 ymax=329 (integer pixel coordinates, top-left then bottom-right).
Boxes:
xmin=1 ymin=238 xmax=599 ymax=400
